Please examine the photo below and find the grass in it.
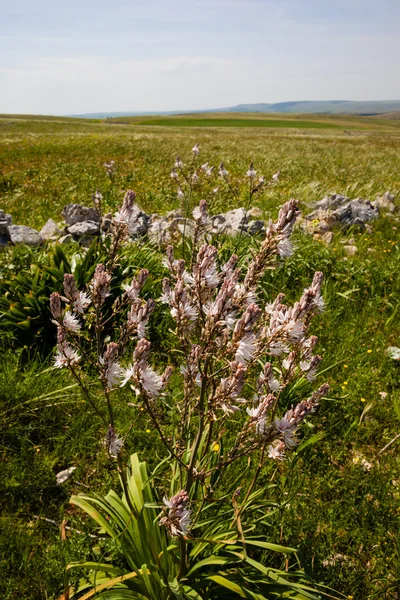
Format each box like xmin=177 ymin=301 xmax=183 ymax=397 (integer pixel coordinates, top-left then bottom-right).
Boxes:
xmin=137 ymin=118 xmax=344 ymax=129
xmin=0 ymin=114 xmax=400 ymax=599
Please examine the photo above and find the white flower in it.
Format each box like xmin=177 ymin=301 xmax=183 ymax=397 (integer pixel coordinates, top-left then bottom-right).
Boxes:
xmin=192 ymin=144 xmax=200 ymax=156
xmin=170 ymin=168 xmax=178 ymax=179
xmin=219 ymin=163 xmax=228 ymax=177
xmin=314 ymin=294 xmax=325 ymax=313
xmin=63 ymin=310 xmax=81 ymax=332
xmin=274 ymin=416 xmax=298 ymax=449
xmin=54 ymin=344 xmax=81 ymax=368
xmin=268 ymin=375 xmax=282 ymax=393
xmin=105 ymin=361 xmax=123 ymax=389
xmin=278 ymin=238 xmax=293 ymax=258
xmin=268 ymin=443 xmax=285 ymax=460
xmin=73 ymin=291 xmax=91 ymax=314
xmin=272 ymin=170 xmax=280 ymax=182
xmin=282 ymin=357 xmax=292 ymax=370
xmin=177 ymin=187 xmax=184 ymax=199
xmin=235 ymin=334 xmax=256 ymax=365
xmin=246 ymin=167 xmax=257 ymax=178
xmin=123 ymin=282 xmax=139 ymax=301
xmin=175 ymin=157 xmax=184 ymax=168
xmin=120 ymin=364 xmax=136 ymax=387
xmin=109 ymin=434 xmax=124 ymax=458
xmin=140 ymin=365 xmax=163 ymax=397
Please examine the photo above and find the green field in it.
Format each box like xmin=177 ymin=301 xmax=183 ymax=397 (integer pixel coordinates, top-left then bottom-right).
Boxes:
xmin=1 ymin=113 xmax=400 ymax=599
xmin=137 ymin=117 xmax=344 ymax=129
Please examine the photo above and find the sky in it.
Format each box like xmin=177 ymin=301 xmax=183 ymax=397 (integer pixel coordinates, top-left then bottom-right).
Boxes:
xmin=1 ymin=0 xmax=399 ymax=115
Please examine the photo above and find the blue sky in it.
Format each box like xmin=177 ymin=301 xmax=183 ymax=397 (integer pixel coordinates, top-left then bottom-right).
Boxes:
xmin=1 ymin=0 xmax=399 ymax=114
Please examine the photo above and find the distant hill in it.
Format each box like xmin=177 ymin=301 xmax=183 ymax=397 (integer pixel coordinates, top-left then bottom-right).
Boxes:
xmin=205 ymin=100 xmax=400 ymax=115
xmin=73 ymin=100 xmax=400 ymax=119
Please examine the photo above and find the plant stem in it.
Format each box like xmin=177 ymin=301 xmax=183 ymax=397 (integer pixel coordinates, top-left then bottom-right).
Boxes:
xmin=141 ymin=395 xmax=187 ymax=469
xmin=186 ymin=356 xmax=210 ymax=494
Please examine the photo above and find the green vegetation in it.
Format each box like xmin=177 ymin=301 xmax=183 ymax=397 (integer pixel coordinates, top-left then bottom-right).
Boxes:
xmin=0 ymin=115 xmax=399 ymax=599
xmin=137 ymin=117 xmax=343 ymax=129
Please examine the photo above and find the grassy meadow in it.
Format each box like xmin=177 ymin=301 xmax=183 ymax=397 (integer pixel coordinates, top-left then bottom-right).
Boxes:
xmin=0 ymin=113 xmax=400 ymax=599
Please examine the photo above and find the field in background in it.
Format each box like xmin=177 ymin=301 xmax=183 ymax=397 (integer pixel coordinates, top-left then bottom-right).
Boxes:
xmin=0 ymin=114 xmax=400 ymax=599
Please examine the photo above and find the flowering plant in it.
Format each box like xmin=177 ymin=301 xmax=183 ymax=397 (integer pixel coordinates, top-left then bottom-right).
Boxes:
xmin=51 ymin=152 xmax=335 ymax=599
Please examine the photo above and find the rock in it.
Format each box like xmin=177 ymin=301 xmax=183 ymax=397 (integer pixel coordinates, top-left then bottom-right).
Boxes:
xmin=67 ymin=220 xmax=99 ymax=237
xmin=56 ymin=466 xmax=76 ymax=485
xmin=8 ymin=225 xmax=42 ymax=246
xmin=312 ymin=194 xmax=350 ymax=212
xmin=386 ymin=347 xmax=400 ymax=361
xmin=343 ymin=244 xmax=358 ymax=255
xmin=148 ymin=215 xmax=195 ymax=246
xmin=0 ymin=210 xmax=12 ymax=236
xmin=373 ymin=191 xmax=396 ymax=213
xmin=247 ymin=220 xmax=265 ymax=235
xmin=127 ymin=206 xmax=150 ymax=238
xmin=332 ymin=199 xmax=379 ymax=229
xmin=321 ymin=231 xmax=334 ymax=245
xmin=62 ymin=203 xmax=99 ymax=225
xmin=220 ymin=207 xmax=247 ymax=230
xmin=39 ymin=218 xmax=62 ymax=240
xmin=59 ymin=234 xmax=74 ymax=244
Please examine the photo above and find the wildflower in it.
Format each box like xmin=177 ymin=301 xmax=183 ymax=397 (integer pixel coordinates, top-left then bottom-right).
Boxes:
xmin=277 ymin=238 xmax=293 ymax=258
xmin=92 ymin=190 xmax=103 ymax=212
xmin=177 ymin=187 xmax=184 ymax=200
xmin=140 ymin=365 xmax=164 ymax=397
xmin=213 ymin=442 xmax=220 ymax=452
xmin=175 ymin=156 xmax=184 ymax=168
xmin=170 ymin=168 xmax=178 ymax=179
xmin=104 ymin=425 xmax=124 ymax=458
xmin=63 ymin=274 xmax=79 ymax=304
xmin=360 ymin=397 xmax=366 ymax=402
xmin=91 ymin=264 xmax=111 ymax=306
xmin=123 ymin=269 xmax=149 ymax=301
xmin=268 ymin=441 xmax=285 ymax=460
xmin=63 ymin=311 xmax=81 ymax=332
xmin=192 ymin=143 xmax=200 ymax=156
xmin=54 ymin=343 xmax=81 ymax=368
xmin=73 ymin=291 xmax=91 ymax=314
xmin=104 ymin=160 xmax=116 ymax=177
xmin=246 ymin=162 xmax=257 ymax=178
xmin=367 ymin=349 xmax=372 ymax=353
xmin=50 ymin=292 xmax=62 ymax=320
xmin=235 ymin=333 xmax=256 ymax=365
xmin=100 ymin=343 xmax=123 ymax=390
xmin=159 ymin=490 xmax=191 ymax=537
xmin=192 ymin=199 xmax=208 ymax=225
xmin=219 ymin=162 xmax=228 ymax=177
xmin=272 ymin=170 xmax=280 ymax=182
xmin=361 ymin=458 xmax=372 ymax=472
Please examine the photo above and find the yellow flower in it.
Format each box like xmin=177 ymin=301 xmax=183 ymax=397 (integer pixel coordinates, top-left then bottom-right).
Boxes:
xmin=367 ymin=349 xmax=372 ymax=353
xmin=361 ymin=397 xmax=366 ymax=402
xmin=343 ymin=364 xmax=348 ymax=369
xmin=343 ymin=381 xmax=348 ymax=385
xmin=347 ymin=596 xmax=354 ymax=599
xmin=213 ymin=443 xmax=220 ymax=452
xmin=146 ymin=429 xmax=151 ymax=433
